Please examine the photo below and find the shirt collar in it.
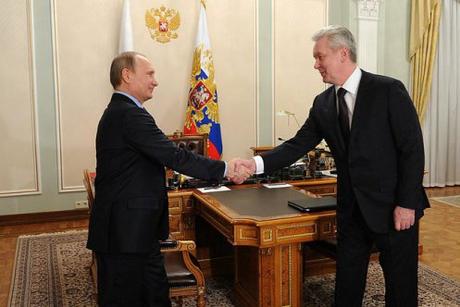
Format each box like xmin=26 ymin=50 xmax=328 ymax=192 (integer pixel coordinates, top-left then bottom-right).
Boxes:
xmin=335 ymin=66 xmax=362 ymax=96
xmin=114 ymin=90 xmax=144 ymax=109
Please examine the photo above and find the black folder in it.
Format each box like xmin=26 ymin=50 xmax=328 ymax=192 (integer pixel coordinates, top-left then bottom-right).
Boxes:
xmin=288 ymin=196 xmax=336 ymax=212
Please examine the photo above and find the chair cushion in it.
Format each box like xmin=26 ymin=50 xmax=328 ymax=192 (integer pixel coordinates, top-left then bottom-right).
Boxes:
xmin=164 ymin=252 xmax=197 ymax=288
xmin=160 ymin=239 xmax=178 ymax=249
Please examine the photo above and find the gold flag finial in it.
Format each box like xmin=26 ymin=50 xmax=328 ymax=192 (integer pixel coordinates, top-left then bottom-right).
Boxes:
xmin=200 ymin=0 xmax=206 ymax=9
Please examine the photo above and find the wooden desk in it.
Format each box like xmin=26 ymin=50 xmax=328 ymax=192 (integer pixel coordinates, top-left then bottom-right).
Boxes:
xmin=193 ymin=186 xmax=336 ymax=307
xmin=167 ymin=178 xmax=337 ymax=241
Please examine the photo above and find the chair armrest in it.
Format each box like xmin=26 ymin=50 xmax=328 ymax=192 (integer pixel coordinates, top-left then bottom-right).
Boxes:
xmin=160 ymin=240 xmax=196 ymax=253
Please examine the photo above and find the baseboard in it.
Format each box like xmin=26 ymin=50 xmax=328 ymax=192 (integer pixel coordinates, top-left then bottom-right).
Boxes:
xmin=0 ymin=209 xmax=89 ymax=226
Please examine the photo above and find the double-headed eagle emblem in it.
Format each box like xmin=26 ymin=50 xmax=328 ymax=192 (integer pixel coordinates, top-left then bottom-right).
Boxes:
xmin=145 ymin=5 xmax=180 ymax=44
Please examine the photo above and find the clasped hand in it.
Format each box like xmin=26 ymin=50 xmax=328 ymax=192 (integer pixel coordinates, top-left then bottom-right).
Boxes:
xmin=226 ymin=158 xmax=256 ymax=184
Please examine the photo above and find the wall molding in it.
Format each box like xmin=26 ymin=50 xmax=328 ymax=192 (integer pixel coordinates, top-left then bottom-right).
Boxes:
xmin=356 ymin=0 xmax=381 ymax=73
xmin=357 ymin=0 xmax=382 ymax=20
xmin=50 ymin=0 xmax=84 ymax=193
xmin=51 ymin=0 xmax=68 ymax=192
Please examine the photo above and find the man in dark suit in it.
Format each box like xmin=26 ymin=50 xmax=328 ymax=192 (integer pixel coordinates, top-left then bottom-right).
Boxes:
xmin=87 ymin=52 xmax=248 ymax=306
xmin=236 ymin=25 xmax=429 ymax=306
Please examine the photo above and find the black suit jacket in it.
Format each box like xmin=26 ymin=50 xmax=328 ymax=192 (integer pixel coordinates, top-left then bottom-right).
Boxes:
xmin=262 ymin=70 xmax=429 ymax=233
xmin=87 ymin=93 xmax=225 ymax=253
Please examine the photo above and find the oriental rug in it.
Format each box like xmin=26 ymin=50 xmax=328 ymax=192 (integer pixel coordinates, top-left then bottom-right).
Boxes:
xmin=8 ymin=230 xmax=460 ymax=306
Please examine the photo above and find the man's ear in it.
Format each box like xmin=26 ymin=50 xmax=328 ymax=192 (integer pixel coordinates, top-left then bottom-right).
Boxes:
xmin=121 ymin=67 xmax=132 ymax=84
xmin=340 ymin=48 xmax=349 ymax=62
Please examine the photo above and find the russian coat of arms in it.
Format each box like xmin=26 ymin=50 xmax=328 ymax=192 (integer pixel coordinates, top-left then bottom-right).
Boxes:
xmin=145 ymin=5 xmax=180 ymax=44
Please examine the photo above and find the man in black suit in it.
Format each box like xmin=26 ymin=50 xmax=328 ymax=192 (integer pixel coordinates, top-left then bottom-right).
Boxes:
xmin=236 ymin=25 xmax=429 ymax=306
xmin=87 ymin=52 xmax=248 ymax=306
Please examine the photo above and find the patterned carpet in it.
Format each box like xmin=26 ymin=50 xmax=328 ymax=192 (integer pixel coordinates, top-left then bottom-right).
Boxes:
xmin=8 ymin=230 xmax=460 ymax=306
xmin=431 ymin=195 xmax=460 ymax=208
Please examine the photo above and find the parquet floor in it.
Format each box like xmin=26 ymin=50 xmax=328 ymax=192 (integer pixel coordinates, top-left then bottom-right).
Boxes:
xmin=420 ymin=186 xmax=460 ymax=281
xmin=0 ymin=186 xmax=459 ymax=306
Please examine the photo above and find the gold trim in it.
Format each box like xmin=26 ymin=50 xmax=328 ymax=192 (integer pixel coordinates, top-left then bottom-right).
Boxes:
xmin=277 ymin=222 xmax=317 ymax=240
xmin=239 ymin=228 xmax=258 ymax=240
xmin=280 ymin=245 xmax=292 ymax=307
xmin=262 ymin=229 xmax=273 ymax=242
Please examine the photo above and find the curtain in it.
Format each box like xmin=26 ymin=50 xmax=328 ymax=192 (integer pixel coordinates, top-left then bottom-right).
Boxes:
xmin=409 ymin=0 xmax=441 ymax=122
xmin=422 ymin=0 xmax=460 ymax=187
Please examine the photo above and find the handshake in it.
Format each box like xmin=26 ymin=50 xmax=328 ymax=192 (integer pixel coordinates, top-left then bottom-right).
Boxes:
xmin=226 ymin=158 xmax=257 ymax=184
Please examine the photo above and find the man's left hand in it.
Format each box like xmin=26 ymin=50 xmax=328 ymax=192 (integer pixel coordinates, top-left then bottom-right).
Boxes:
xmin=393 ymin=206 xmax=415 ymax=231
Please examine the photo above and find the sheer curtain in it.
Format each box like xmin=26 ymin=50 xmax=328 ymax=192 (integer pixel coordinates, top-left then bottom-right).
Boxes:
xmin=423 ymin=0 xmax=460 ymax=187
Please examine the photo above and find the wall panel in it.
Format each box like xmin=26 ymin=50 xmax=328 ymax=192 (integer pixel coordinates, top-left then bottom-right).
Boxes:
xmin=0 ymin=0 xmax=40 ymax=196
xmin=52 ymin=0 xmax=121 ymax=191
xmin=273 ymin=0 xmax=327 ymax=145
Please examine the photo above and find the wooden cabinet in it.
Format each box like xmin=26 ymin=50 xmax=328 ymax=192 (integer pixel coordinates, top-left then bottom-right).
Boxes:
xmin=168 ymin=191 xmax=196 ymax=240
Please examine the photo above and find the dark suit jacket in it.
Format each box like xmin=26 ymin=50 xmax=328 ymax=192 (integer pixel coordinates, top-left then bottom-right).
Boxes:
xmin=87 ymin=93 xmax=225 ymax=253
xmin=262 ymin=70 xmax=429 ymax=233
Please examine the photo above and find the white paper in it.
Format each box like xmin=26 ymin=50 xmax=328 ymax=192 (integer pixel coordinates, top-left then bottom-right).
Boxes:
xmin=319 ymin=170 xmax=337 ymax=178
xmin=262 ymin=183 xmax=293 ymax=189
xmin=197 ymin=186 xmax=231 ymax=193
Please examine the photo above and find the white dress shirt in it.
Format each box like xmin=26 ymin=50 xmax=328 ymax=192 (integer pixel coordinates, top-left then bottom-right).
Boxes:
xmin=335 ymin=66 xmax=362 ymax=128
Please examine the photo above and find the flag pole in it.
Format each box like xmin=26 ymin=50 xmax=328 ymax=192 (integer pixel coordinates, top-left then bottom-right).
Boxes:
xmin=119 ymin=0 xmax=134 ymax=53
xmin=200 ymin=0 xmax=206 ymax=9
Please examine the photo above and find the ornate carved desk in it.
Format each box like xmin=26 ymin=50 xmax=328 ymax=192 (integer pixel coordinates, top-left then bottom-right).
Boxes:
xmin=192 ymin=186 xmax=337 ymax=307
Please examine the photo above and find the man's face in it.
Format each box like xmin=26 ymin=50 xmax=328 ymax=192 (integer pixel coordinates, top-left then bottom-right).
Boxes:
xmin=127 ymin=55 xmax=158 ymax=103
xmin=313 ymin=37 xmax=346 ymax=85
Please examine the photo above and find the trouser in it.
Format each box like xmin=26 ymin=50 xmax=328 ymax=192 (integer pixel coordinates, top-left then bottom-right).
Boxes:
xmin=334 ymin=205 xmax=419 ymax=307
xmin=96 ymin=248 xmax=171 ymax=307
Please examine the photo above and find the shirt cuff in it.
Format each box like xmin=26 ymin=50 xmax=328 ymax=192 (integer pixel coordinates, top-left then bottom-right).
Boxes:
xmin=223 ymin=161 xmax=228 ymax=177
xmin=252 ymin=156 xmax=264 ymax=174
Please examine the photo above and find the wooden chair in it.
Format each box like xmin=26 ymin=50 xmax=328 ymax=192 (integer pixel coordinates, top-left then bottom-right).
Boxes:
xmin=83 ymin=169 xmax=206 ymax=306
xmin=82 ymin=169 xmax=97 ymax=286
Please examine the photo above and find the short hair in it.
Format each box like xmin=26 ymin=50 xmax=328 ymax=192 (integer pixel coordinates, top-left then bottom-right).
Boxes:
xmin=312 ymin=25 xmax=357 ymax=63
xmin=109 ymin=51 xmax=145 ymax=88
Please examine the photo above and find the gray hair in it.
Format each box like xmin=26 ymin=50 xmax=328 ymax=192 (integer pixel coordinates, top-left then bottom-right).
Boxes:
xmin=312 ymin=25 xmax=357 ymax=63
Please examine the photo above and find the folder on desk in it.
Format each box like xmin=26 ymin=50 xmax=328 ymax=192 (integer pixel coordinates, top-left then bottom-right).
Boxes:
xmin=288 ymin=196 xmax=336 ymax=212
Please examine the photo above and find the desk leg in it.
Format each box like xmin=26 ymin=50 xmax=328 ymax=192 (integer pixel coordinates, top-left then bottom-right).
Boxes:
xmin=235 ymin=243 xmax=303 ymax=307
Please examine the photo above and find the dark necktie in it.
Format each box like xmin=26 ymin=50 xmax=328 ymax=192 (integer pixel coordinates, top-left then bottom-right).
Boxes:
xmin=337 ymin=87 xmax=350 ymax=145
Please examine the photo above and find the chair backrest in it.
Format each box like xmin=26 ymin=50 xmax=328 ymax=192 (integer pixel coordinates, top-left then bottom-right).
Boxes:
xmin=83 ymin=169 xmax=96 ymax=209
xmin=167 ymin=132 xmax=209 ymax=157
